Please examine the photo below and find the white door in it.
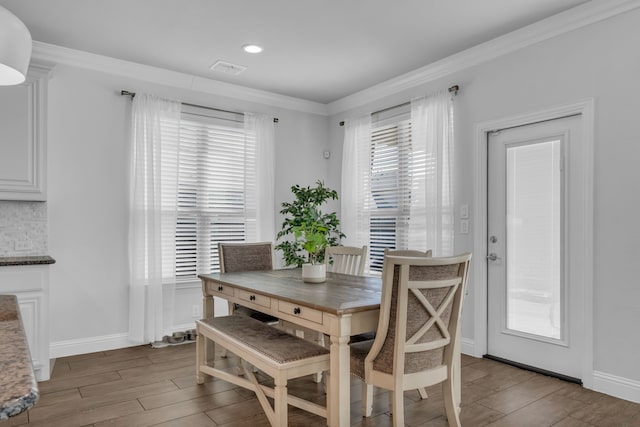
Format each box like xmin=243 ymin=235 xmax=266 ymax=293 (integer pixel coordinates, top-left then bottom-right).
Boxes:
xmin=487 ymin=115 xmax=584 ymax=380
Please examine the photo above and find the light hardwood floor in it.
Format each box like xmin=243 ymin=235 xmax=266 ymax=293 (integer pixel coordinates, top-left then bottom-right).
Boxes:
xmin=3 ymin=342 xmax=639 ymax=426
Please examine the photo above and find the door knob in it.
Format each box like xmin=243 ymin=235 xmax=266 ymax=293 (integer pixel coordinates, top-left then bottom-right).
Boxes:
xmin=487 ymin=253 xmax=500 ymax=261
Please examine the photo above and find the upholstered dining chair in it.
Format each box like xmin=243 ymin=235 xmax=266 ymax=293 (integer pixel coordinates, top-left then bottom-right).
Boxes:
xmin=218 ymin=242 xmax=278 ymax=324
xmin=353 ymin=248 xmax=433 ymax=342
xmin=381 ymin=248 xmax=434 ymax=400
xmin=384 ymin=248 xmax=433 ymax=258
xmin=350 ymin=252 xmax=472 ymax=427
xmin=324 ymin=245 xmax=368 ymax=276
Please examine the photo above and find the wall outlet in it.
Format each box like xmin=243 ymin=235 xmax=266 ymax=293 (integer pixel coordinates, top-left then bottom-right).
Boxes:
xmin=192 ymin=304 xmax=202 ymax=318
xmin=14 ymin=240 xmax=32 ymax=251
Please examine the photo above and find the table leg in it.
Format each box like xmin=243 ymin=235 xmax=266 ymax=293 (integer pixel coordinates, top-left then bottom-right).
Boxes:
xmin=203 ymin=295 xmax=215 ymax=364
xmin=329 ymin=326 xmax=351 ymax=426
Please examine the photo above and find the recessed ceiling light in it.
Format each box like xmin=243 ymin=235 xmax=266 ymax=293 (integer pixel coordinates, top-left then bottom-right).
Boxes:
xmin=242 ymin=44 xmax=263 ymax=54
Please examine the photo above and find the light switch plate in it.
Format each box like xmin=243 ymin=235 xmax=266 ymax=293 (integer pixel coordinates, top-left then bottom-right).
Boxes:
xmin=460 ymin=204 xmax=469 ymax=219
xmin=460 ymin=219 xmax=469 ymax=234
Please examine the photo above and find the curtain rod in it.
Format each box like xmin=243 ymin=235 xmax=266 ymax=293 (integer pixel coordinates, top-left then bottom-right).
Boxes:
xmin=120 ymin=90 xmax=279 ymax=123
xmin=338 ymin=84 xmax=459 ymax=126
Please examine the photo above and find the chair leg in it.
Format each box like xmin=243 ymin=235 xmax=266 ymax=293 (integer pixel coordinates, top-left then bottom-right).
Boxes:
xmin=195 ymin=326 xmax=205 ymax=384
xmin=235 ymin=355 xmax=245 ymax=377
xmin=391 ymin=390 xmax=404 ymax=427
xmin=324 ymin=371 xmax=330 ymax=425
xmin=313 ymin=331 xmax=324 ymax=383
xmin=418 ymin=387 xmax=428 ymax=400
xmin=443 ymin=378 xmax=461 ymax=427
xmin=362 ymin=383 xmax=373 ymax=417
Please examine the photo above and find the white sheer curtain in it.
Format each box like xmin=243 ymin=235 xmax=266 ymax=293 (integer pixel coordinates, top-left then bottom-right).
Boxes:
xmin=340 ymin=90 xmax=454 ymax=266
xmin=341 ymin=115 xmax=372 ymax=248
xmin=408 ymin=90 xmax=454 ymax=255
xmin=128 ymin=94 xmax=181 ymax=344
xmin=245 ymin=113 xmax=275 ymax=242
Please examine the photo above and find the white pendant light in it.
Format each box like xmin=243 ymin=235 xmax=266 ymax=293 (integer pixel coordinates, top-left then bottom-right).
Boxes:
xmin=0 ymin=6 xmax=32 ymax=86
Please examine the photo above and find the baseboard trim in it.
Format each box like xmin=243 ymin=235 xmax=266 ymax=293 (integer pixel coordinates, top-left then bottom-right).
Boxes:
xmin=461 ymin=337 xmax=477 ymax=357
xmin=50 ymin=333 xmax=136 ymax=358
xmin=50 ymin=324 xmax=198 ymax=358
xmin=171 ymin=323 xmax=197 ymax=333
xmin=593 ymin=370 xmax=640 ymax=404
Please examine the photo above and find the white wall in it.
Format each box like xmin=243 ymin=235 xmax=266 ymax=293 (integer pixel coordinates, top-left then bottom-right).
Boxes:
xmin=329 ymin=9 xmax=640 ymax=391
xmin=41 ymin=5 xmax=640 ymax=401
xmin=46 ymin=65 xmax=330 ymax=354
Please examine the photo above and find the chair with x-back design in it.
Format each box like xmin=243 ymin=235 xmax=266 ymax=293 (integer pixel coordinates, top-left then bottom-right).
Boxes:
xmin=350 ymin=252 xmax=472 ymax=426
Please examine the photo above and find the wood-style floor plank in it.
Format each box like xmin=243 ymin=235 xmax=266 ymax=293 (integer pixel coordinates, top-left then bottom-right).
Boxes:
xmin=2 ymin=343 xmax=638 ymax=426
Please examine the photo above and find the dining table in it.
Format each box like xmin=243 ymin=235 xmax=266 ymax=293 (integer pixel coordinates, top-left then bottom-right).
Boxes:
xmin=199 ymin=268 xmax=461 ymax=426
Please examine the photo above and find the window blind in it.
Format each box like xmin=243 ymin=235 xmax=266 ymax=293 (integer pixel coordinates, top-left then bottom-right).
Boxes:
xmin=368 ymin=108 xmax=412 ymax=271
xmin=175 ymin=110 xmax=257 ymax=280
xmin=343 ymin=92 xmax=453 ymax=274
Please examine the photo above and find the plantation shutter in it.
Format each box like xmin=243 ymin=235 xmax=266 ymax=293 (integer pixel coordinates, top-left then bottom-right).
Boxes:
xmin=175 ymin=106 xmax=257 ymax=280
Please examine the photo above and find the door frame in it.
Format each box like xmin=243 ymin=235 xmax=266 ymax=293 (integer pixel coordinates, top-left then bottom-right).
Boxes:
xmin=471 ymin=99 xmax=595 ymax=388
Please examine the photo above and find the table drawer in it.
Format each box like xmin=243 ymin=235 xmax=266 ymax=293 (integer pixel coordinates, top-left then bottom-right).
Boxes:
xmin=278 ymin=301 xmax=323 ymax=324
xmin=208 ymin=282 xmax=234 ymax=298
xmin=236 ymin=289 xmax=271 ymax=309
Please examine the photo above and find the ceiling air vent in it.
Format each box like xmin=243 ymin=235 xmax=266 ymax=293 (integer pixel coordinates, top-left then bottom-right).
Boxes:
xmin=209 ymin=60 xmax=247 ymax=75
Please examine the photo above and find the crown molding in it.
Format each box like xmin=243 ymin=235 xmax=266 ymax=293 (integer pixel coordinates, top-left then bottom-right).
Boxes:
xmin=327 ymin=0 xmax=640 ymax=115
xmin=31 ymin=42 xmax=329 ymax=116
xmin=30 ymin=0 xmax=640 ymax=117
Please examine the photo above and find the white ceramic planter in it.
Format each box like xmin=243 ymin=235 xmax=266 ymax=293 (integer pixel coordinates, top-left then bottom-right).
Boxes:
xmin=302 ymin=263 xmax=326 ymax=283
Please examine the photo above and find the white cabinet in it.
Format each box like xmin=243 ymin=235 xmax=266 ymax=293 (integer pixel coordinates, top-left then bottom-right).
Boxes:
xmin=0 ymin=265 xmax=50 ymax=381
xmin=0 ymin=64 xmax=52 ymax=201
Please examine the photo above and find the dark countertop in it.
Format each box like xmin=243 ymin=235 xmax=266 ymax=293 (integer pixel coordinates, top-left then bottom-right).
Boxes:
xmin=0 ymin=256 xmax=56 ymax=267
xmin=0 ymin=295 xmax=39 ymax=419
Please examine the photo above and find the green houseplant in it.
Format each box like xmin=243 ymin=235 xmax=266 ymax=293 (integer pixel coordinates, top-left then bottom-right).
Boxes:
xmin=275 ymin=181 xmax=344 ymax=282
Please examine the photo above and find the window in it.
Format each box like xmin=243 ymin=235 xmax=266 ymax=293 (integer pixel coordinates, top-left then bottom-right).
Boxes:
xmin=368 ymin=109 xmax=411 ymax=271
xmin=175 ymin=107 xmax=257 ymax=280
xmin=342 ymin=92 xmax=454 ymax=274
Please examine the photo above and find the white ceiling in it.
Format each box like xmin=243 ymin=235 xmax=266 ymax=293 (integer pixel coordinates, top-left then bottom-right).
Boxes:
xmin=0 ymin=0 xmax=591 ymax=104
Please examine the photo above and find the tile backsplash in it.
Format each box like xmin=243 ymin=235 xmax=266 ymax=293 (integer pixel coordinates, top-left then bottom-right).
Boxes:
xmin=0 ymin=201 xmax=48 ymax=256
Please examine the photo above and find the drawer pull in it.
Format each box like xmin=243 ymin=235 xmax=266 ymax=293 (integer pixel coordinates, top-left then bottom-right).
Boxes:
xmin=278 ymin=301 xmax=321 ymax=324
xmin=249 ymin=295 xmax=256 ymax=301
xmin=218 ymin=286 xmax=223 ymax=292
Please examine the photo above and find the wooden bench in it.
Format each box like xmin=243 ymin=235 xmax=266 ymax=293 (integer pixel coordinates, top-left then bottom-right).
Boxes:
xmin=196 ymin=315 xmax=330 ymax=426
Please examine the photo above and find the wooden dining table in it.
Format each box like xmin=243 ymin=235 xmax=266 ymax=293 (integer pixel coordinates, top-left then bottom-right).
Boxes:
xmin=198 ymin=268 xmax=461 ymax=426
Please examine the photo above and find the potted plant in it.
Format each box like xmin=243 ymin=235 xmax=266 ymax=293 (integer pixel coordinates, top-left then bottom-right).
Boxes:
xmin=275 ymin=181 xmax=345 ymax=283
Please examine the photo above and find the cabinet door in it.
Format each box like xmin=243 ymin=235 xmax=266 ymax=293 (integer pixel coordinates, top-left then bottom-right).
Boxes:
xmin=0 ymin=65 xmax=50 ymax=201
xmin=0 ymin=265 xmax=50 ymax=381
